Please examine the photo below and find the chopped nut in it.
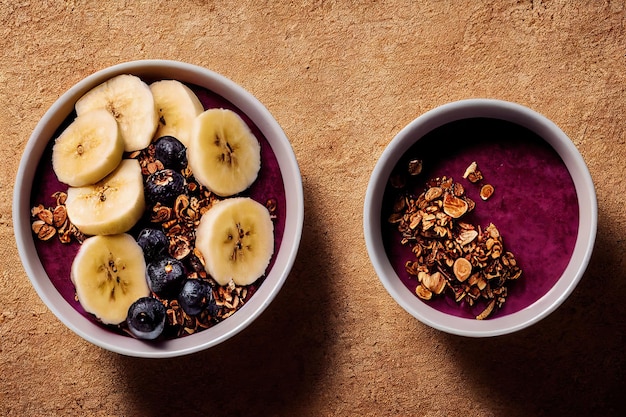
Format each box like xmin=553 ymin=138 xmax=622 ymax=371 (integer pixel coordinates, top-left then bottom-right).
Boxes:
xmin=151 ymin=204 xmax=172 ymax=223
xmin=37 ymin=208 xmax=54 ymax=225
xmin=52 ymin=191 xmax=67 ymax=205
xmin=422 ymin=271 xmax=446 ymax=295
xmin=421 ymin=213 xmax=436 ymax=230
xmin=442 ymin=193 xmax=468 ymax=218
xmin=425 ymin=186 xmax=443 ymax=201
xmin=453 ymin=182 xmax=465 ymax=197
xmin=32 ymin=139 xmax=271 ymax=338
xmin=31 ymin=204 xmax=45 ymax=218
xmin=409 ymin=212 xmax=422 ymax=230
xmin=456 ymin=229 xmax=478 ymax=246
xmin=146 ymin=160 xmax=164 ymax=174
xmin=387 ymin=171 xmax=522 ymax=320
xmin=174 ymin=194 xmax=190 ymax=218
xmin=408 ymin=159 xmax=423 ymax=176
xmin=31 ymin=220 xmax=46 ymax=235
xmin=476 ymin=299 xmax=496 ymax=320
xmin=480 ymin=184 xmax=495 ymax=200
xmin=486 ymin=223 xmax=500 ymax=239
xmin=463 ymin=161 xmax=483 ymax=183
xmin=169 ymin=235 xmax=192 ymax=260
xmin=466 ymin=197 xmax=476 ymax=212
xmin=453 ymin=257 xmax=472 ymax=281
xmin=265 ymin=198 xmax=278 ymax=217
xmin=31 ymin=193 xmax=81 ymax=244
xmin=37 ymin=223 xmax=56 ymax=240
xmin=415 ymin=284 xmax=433 ymax=300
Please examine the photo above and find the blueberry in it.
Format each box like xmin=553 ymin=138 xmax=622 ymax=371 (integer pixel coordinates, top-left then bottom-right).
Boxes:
xmin=145 ymin=169 xmax=186 ymax=206
xmin=146 ymin=257 xmax=186 ymax=298
xmin=178 ymin=279 xmax=216 ymax=316
xmin=154 ymin=136 xmax=187 ymax=171
xmin=136 ymin=228 xmax=169 ymax=261
xmin=126 ymin=297 xmax=166 ymax=340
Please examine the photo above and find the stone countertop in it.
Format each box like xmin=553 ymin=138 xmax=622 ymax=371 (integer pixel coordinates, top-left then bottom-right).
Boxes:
xmin=1 ymin=1 xmax=624 ymax=416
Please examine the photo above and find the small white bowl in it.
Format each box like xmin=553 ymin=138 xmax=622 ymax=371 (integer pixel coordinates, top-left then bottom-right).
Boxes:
xmin=13 ymin=60 xmax=304 ymax=357
xmin=364 ymin=99 xmax=597 ymax=337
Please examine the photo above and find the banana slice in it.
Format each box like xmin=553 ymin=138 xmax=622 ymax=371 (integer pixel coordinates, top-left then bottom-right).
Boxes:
xmin=188 ymin=108 xmax=261 ymax=197
xmin=52 ymin=109 xmax=124 ymax=187
xmin=71 ymin=233 xmax=149 ymax=325
xmin=75 ymin=74 xmax=158 ymax=152
xmin=65 ymin=159 xmax=145 ymax=236
xmin=150 ymin=80 xmax=204 ymax=147
xmin=195 ymin=197 xmax=274 ymax=286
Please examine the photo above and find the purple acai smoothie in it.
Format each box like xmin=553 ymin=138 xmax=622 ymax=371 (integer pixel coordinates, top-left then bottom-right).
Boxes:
xmin=381 ymin=118 xmax=579 ymax=318
xmin=30 ymin=81 xmax=287 ymax=335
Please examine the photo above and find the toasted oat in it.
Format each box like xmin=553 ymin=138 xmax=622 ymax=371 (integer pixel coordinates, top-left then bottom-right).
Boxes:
xmin=32 ymin=139 xmax=276 ymax=338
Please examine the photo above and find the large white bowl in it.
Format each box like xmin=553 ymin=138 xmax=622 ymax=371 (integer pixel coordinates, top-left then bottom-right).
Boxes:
xmin=364 ymin=99 xmax=597 ymax=337
xmin=13 ymin=60 xmax=304 ymax=357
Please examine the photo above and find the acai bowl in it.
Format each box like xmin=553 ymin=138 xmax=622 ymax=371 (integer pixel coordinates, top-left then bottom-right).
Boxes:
xmin=13 ymin=60 xmax=304 ymax=357
xmin=364 ymin=99 xmax=597 ymax=337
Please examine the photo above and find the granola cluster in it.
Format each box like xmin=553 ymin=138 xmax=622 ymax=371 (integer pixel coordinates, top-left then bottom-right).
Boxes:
xmin=388 ymin=161 xmax=522 ymax=320
xmin=163 ymin=281 xmax=249 ymax=337
xmin=131 ymin=141 xmax=219 ymax=263
xmin=31 ymin=191 xmax=85 ymax=244
xmin=129 ymin=144 xmax=275 ymax=336
xmin=31 ymin=142 xmax=277 ymax=338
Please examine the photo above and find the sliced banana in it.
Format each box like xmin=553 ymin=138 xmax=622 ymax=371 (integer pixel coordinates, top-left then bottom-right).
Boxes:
xmin=188 ymin=108 xmax=261 ymax=197
xmin=195 ymin=197 xmax=274 ymax=286
xmin=65 ymin=159 xmax=145 ymax=236
xmin=71 ymin=233 xmax=149 ymax=325
xmin=52 ymin=109 xmax=124 ymax=187
xmin=75 ymin=74 xmax=158 ymax=152
xmin=150 ymin=79 xmax=204 ymax=147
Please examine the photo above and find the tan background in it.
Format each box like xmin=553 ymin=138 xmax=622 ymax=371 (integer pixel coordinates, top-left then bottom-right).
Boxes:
xmin=1 ymin=1 xmax=625 ymax=416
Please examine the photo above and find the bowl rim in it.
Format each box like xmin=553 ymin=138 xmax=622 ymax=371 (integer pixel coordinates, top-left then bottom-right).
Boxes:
xmin=13 ymin=59 xmax=304 ymax=357
xmin=363 ymin=98 xmax=597 ymax=337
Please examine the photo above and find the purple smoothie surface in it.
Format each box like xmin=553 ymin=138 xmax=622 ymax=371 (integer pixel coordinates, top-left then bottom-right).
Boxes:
xmin=30 ymin=81 xmax=287 ymax=334
xmin=381 ymin=118 xmax=579 ymax=318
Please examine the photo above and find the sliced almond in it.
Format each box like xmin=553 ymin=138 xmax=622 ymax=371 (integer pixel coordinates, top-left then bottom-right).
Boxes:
xmin=456 ymin=229 xmax=478 ymax=246
xmin=415 ymin=284 xmax=432 ymax=300
xmin=442 ymin=193 xmax=468 ymax=218
xmin=480 ymin=184 xmax=495 ymax=200
xmin=37 ymin=208 xmax=54 ymax=225
xmin=52 ymin=205 xmax=67 ymax=228
xmin=453 ymin=257 xmax=472 ymax=282
xmin=422 ymin=271 xmax=446 ymax=295
xmin=476 ymin=299 xmax=496 ymax=320
xmin=425 ymin=186 xmax=442 ymax=201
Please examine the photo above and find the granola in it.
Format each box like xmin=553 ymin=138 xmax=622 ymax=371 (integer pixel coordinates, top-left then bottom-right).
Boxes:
xmin=389 ymin=163 xmax=521 ymax=320
xmin=32 ymin=141 xmax=278 ymax=337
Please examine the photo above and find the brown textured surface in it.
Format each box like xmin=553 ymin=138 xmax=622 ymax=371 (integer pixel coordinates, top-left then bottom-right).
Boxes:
xmin=1 ymin=1 xmax=625 ymax=416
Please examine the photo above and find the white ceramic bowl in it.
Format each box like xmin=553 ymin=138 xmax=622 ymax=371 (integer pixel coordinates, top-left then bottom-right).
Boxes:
xmin=364 ymin=99 xmax=597 ymax=337
xmin=13 ymin=60 xmax=304 ymax=357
